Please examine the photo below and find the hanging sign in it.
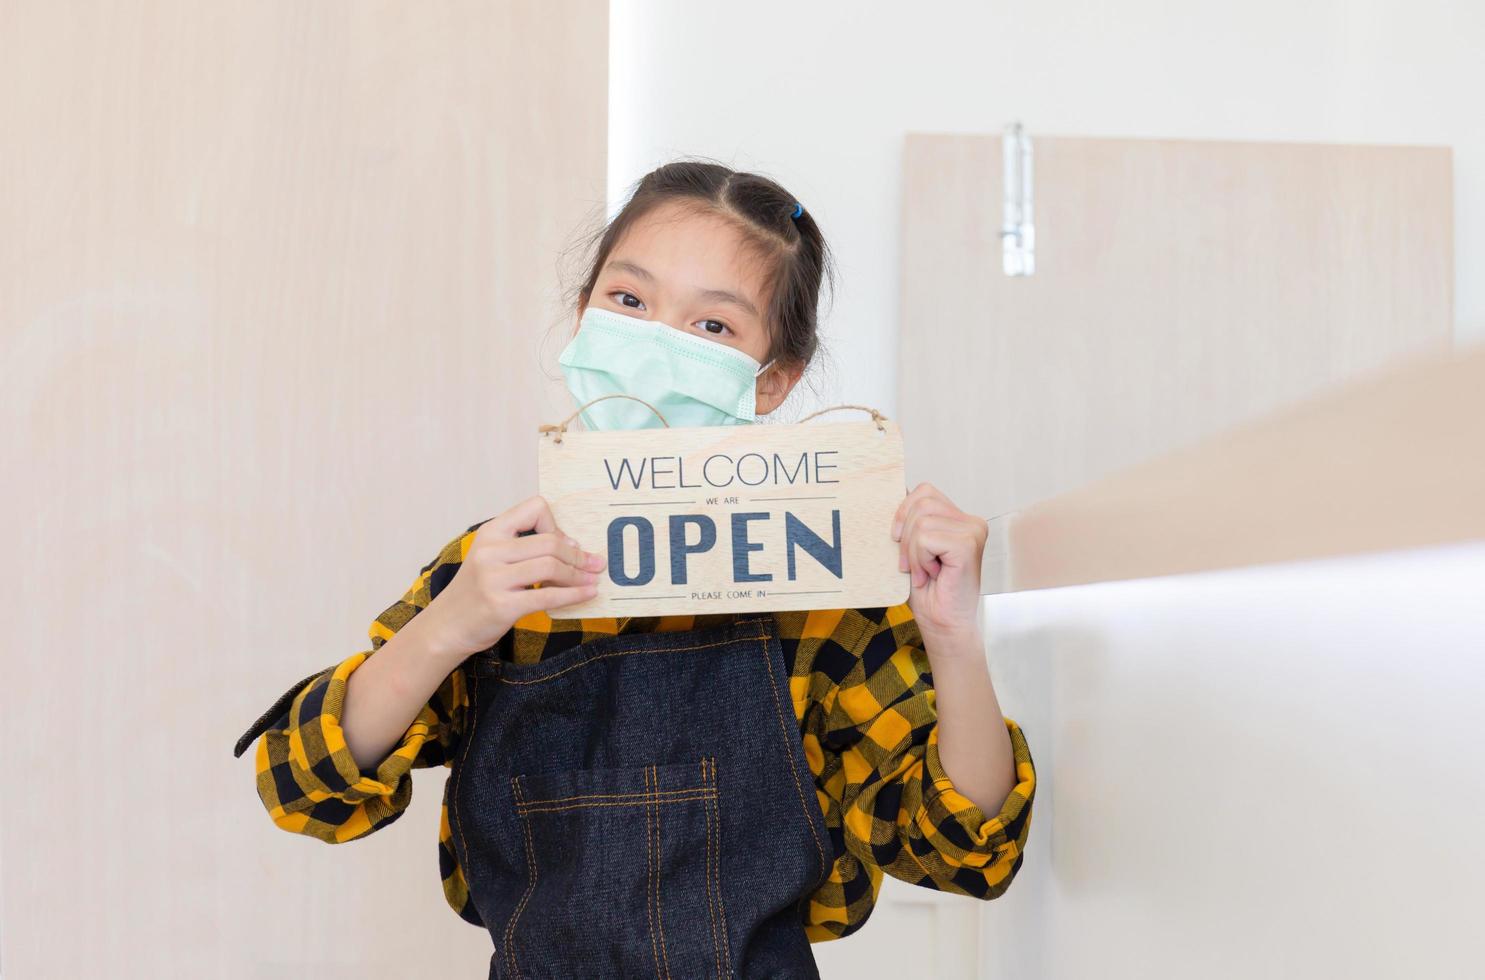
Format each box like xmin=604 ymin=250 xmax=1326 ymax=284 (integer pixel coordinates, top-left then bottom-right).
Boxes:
xmin=536 ymin=398 xmax=910 ymax=616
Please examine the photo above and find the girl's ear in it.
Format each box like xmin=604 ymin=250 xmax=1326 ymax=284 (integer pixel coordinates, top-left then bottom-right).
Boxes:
xmin=755 ymin=362 xmax=803 ymax=417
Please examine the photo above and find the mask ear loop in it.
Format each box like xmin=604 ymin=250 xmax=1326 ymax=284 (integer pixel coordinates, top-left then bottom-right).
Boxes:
xmin=539 ymin=393 xmax=671 ymax=444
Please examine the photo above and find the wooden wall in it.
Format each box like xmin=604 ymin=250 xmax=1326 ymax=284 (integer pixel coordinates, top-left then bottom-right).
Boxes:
xmin=0 ymin=3 xmax=607 ymax=975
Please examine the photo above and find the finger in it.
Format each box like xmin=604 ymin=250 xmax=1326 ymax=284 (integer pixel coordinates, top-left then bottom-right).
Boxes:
xmin=892 ymin=482 xmax=935 ymax=540
xmin=897 ymin=493 xmax=927 ymax=570
xmin=908 ymin=534 xmax=938 ymax=587
xmin=485 ymin=494 xmax=559 ymax=539
xmin=898 ymin=501 xmax=910 ymax=572
xmin=899 ymin=497 xmax=917 ymax=578
xmin=906 ymin=514 xmax=968 ymax=586
xmin=507 ymin=582 xmax=599 ymax=618
xmin=499 ymin=530 xmax=605 ymax=573
xmin=908 ymin=524 xmax=948 ymax=580
xmin=553 ymin=528 xmax=609 ymax=571
xmin=901 ymin=503 xmax=929 ymax=586
xmin=899 ymin=498 xmax=952 ymax=582
xmin=911 ymin=520 xmax=978 ymax=580
xmin=895 ymin=486 xmax=952 ymax=542
xmin=501 ymin=554 xmax=601 ymax=591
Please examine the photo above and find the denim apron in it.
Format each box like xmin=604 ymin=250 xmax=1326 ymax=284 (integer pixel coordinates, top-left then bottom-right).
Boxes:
xmin=447 ymin=613 xmax=833 ymax=979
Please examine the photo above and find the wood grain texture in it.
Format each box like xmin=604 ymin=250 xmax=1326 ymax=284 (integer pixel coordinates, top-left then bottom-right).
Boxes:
xmin=897 ymin=133 xmax=1454 ymax=593
xmin=0 ymin=2 xmax=606 ymax=974
xmin=998 ymin=340 xmax=1485 ymax=591
xmin=538 ymin=418 xmax=911 ymax=616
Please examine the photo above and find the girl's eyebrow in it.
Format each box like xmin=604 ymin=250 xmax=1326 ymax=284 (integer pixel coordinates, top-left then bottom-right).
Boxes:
xmin=606 ymin=258 xmax=655 ymax=283
xmin=605 ymin=257 xmax=760 ymax=318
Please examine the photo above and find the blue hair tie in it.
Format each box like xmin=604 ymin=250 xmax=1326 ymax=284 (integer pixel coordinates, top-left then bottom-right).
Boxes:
xmin=791 ymin=201 xmax=803 ymax=219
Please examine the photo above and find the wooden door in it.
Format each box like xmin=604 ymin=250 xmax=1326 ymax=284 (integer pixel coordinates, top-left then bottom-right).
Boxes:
xmin=0 ymin=3 xmax=607 ymax=976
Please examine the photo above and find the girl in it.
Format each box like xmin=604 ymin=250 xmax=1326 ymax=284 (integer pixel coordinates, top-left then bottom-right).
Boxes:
xmin=234 ymin=160 xmax=1037 ymax=979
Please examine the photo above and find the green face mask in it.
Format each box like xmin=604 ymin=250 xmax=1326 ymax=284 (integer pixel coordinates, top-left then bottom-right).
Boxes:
xmin=558 ymin=306 xmax=774 ymax=430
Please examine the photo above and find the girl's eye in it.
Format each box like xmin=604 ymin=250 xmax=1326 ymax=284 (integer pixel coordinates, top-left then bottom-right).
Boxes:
xmin=612 ymin=291 xmax=645 ymax=310
xmin=696 ymin=319 xmax=732 ymax=336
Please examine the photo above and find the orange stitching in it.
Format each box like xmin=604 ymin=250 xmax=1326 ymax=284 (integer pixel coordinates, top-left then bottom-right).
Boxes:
xmin=645 ymin=766 xmax=662 ymax=977
xmin=504 ymin=776 xmax=538 ymax=979
xmin=704 ymin=757 xmax=725 ymax=979
xmin=709 ymin=757 xmax=733 ymax=974
xmin=504 ymin=777 xmax=521 ymax=979
xmin=757 ymin=632 xmax=828 ymax=879
xmin=497 ymin=638 xmax=741 ymax=686
xmin=517 ymin=787 xmax=711 ymax=807
xmin=653 ymin=763 xmax=673 ymax=980
xmin=453 ymin=673 xmax=481 ymax=925
xmin=701 ymin=757 xmax=721 ymax=979
xmin=516 ymin=793 xmax=716 ymax=815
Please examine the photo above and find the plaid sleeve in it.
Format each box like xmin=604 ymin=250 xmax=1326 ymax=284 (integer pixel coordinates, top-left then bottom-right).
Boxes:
xmin=824 ymin=603 xmax=1036 ymax=903
xmin=234 ymin=523 xmax=479 ymax=845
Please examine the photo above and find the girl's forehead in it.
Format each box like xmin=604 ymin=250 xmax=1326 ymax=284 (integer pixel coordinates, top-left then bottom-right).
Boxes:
xmin=606 ymin=202 xmax=772 ymax=306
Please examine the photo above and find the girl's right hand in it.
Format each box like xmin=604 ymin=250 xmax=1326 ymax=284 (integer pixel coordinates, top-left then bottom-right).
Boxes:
xmin=422 ymin=494 xmax=606 ymax=659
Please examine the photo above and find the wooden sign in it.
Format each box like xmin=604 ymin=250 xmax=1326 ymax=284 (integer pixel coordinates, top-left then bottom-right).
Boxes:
xmin=537 ymin=407 xmax=910 ymax=616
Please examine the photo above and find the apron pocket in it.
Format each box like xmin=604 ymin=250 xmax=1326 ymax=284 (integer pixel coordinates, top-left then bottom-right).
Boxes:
xmin=500 ymin=756 xmax=733 ymax=980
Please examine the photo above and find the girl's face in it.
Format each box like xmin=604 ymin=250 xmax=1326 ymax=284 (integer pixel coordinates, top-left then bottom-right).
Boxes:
xmin=576 ymin=199 xmax=803 ymax=416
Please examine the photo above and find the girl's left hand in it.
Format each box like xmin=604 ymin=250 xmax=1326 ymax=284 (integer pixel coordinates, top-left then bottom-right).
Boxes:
xmin=891 ymin=482 xmax=989 ymax=642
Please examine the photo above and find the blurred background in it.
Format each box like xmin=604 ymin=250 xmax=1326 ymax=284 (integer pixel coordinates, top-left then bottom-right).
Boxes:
xmin=3 ymin=1 xmax=1482 ymax=977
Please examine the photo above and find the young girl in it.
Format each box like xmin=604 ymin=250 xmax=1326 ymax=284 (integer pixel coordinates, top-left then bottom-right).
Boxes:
xmin=234 ymin=160 xmax=1037 ymax=978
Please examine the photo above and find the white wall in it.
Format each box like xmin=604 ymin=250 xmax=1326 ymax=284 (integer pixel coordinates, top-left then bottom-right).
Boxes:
xmin=609 ymin=0 xmax=1484 ymax=420
xmin=976 ymin=538 xmax=1485 ymax=978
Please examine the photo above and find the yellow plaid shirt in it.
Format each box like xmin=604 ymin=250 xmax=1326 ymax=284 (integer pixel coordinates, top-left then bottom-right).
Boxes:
xmin=234 ymin=519 xmax=1037 ymax=942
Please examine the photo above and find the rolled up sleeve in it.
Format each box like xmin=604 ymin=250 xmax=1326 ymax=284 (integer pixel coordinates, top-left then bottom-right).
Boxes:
xmin=827 ymin=604 xmax=1037 ymax=899
xmin=235 ymin=525 xmax=475 ymax=844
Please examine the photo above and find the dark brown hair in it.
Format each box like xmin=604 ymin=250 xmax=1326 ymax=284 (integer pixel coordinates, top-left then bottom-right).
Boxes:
xmin=557 ymin=158 xmax=836 ymax=390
